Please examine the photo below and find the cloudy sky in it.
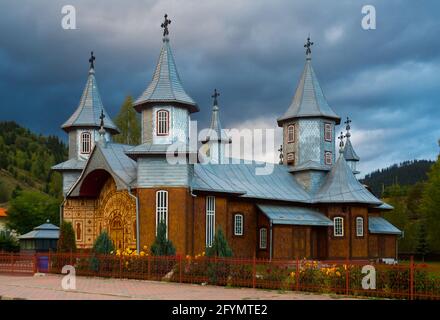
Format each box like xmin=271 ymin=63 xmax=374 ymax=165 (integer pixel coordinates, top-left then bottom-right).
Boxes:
xmin=0 ymin=0 xmax=439 ymax=176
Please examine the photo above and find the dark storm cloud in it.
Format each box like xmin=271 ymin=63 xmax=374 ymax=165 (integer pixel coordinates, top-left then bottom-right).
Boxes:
xmin=0 ymin=0 xmax=439 ymax=175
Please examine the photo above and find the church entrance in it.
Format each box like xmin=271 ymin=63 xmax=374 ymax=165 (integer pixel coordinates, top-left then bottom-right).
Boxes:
xmin=110 ymin=215 xmax=124 ymax=250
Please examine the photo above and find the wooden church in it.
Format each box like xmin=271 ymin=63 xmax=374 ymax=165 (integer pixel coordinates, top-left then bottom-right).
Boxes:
xmin=52 ymin=15 xmax=401 ymax=261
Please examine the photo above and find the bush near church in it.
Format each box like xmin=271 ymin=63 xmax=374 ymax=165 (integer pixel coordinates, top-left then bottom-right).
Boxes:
xmin=89 ymin=231 xmax=115 ymax=272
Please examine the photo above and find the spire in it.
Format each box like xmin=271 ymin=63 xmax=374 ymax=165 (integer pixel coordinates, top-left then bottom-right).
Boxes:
xmin=203 ymin=89 xmax=231 ymax=144
xmin=62 ymin=52 xmax=119 ymax=134
xmin=212 ymin=88 xmax=220 ymax=107
xmin=343 ymin=117 xmax=360 ymax=162
xmin=277 ymin=37 xmax=340 ymax=126
xmin=134 ymin=15 xmax=198 ymax=113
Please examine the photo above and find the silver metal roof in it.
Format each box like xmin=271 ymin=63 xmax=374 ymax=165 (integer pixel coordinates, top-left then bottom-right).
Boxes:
xmin=133 ymin=39 xmax=198 ymax=113
xmin=202 ymin=104 xmax=231 ymax=143
xmin=51 ymin=158 xmax=86 ymax=171
xmin=257 ymin=204 xmax=333 ymax=226
xmin=125 ymin=142 xmax=197 ymax=160
xmin=343 ymin=138 xmax=360 ymax=161
xmin=277 ymin=58 xmax=340 ymax=125
xmin=375 ymin=202 xmax=394 ymax=211
xmin=313 ymin=154 xmax=382 ymax=205
xmin=62 ymin=69 xmax=119 ymax=133
xmin=19 ymin=222 xmax=60 ymax=240
xmin=288 ymin=160 xmax=331 ymax=172
xmin=192 ymin=162 xmax=312 ymax=203
xmin=369 ymin=216 xmax=402 ymax=235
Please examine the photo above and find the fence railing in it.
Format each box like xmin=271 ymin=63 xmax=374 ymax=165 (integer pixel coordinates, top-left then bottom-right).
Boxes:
xmin=1 ymin=252 xmax=439 ymax=300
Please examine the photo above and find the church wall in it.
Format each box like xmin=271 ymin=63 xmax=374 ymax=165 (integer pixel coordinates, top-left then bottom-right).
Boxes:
xmin=142 ymin=108 xmax=153 ymax=144
xmin=350 ymin=207 xmax=369 ymax=259
xmin=137 ymin=157 xmax=191 ymax=188
xmin=282 ymin=120 xmax=298 ymax=165
xmin=137 ymin=187 xmax=191 ymax=255
xmin=272 ymin=225 xmax=312 ymax=260
xmin=68 ymin=131 xmax=78 ymax=159
xmin=63 ymin=198 xmax=96 ymax=249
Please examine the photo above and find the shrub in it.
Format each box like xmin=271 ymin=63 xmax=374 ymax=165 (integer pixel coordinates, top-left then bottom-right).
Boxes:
xmin=150 ymin=221 xmax=176 ymax=256
xmin=90 ymin=231 xmax=115 ymax=272
xmin=57 ymin=221 xmax=76 ymax=253
xmin=0 ymin=230 xmax=19 ymax=252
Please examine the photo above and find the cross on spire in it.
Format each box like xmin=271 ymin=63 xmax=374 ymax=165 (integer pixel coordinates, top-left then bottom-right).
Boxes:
xmin=161 ymin=14 xmax=172 ymax=37
xmin=338 ymin=132 xmax=345 ymax=152
xmin=304 ymin=36 xmax=314 ymax=56
xmin=89 ymin=51 xmax=96 ymax=69
xmin=278 ymin=145 xmax=284 ymax=165
xmin=212 ymin=89 xmax=220 ymax=106
xmin=344 ymin=117 xmax=352 ymax=138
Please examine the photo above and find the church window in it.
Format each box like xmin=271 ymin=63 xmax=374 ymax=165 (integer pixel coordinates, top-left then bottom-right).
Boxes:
xmin=206 ymin=196 xmax=215 ymax=247
xmin=259 ymin=228 xmax=267 ymax=249
xmin=157 ymin=109 xmax=169 ymax=136
xmin=287 ymin=125 xmax=295 ymax=143
xmin=334 ymin=217 xmax=344 ymax=237
xmin=234 ymin=214 xmax=243 ymax=236
xmin=324 ymin=123 xmax=332 ymax=142
xmin=287 ymin=152 xmax=295 ymax=166
xmin=156 ymin=190 xmax=168 ymax=237
xmin=325 ymin=151 xmax=332 ymax=165
xmin=81 ymin=132 xmax=92 ymax=154
xmin=356 ymin=217 xmax=364 ymax=237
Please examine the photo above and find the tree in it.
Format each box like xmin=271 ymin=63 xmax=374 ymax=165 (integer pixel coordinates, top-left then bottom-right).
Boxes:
xmin=415 ymin=221 xmax=429 ymax=261
xmin=0 ymin=230 xmax=19 ymax=252
xmin=150 ymin=221 xmax=176 ymax=256
xmin=206 ymin=228 xmax=233 ymax=258
xmin=113 ymin=96 xmax=141 ymax=145
xmin=421 ymin=157 xmax=440 ymax=252
xmin=0 ymin=180 xmax=9 ymax=203
xmin=57 ymin=221 xmax=77 ymax=253
xmin=6 ymin=190 xmax=60 ymax=234
xmin=92 ymin=231 xmax=114 ymax=254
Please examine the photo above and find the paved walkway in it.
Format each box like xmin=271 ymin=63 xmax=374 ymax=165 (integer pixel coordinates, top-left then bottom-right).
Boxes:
xmin=0 ymin=274 xmax=350 ymax=300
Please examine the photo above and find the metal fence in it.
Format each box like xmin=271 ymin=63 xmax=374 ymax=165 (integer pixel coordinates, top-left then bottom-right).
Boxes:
xmin=1 ymin=252 xmax=439 ymax=300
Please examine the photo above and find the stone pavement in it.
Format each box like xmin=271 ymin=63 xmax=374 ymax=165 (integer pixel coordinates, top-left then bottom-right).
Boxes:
xmin=0 ymin=274 xmax=351 ymax=300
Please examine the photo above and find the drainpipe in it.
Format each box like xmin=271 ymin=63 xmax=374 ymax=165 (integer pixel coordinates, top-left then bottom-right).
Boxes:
xmin=128 ymin=187 xmax=140 ymax=253
xmin=59 ymin=196 xmax=67 ymax=226
xmin=269 ymin=220 xmax=273 ymax=261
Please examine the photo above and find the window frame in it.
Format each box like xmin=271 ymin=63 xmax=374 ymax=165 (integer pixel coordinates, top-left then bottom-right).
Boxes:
xmin=206 ymin=196 xmax=216 ymax=248
xmin=259 ymin=228 xmax=267 ymax=249
xmin=234 ymin=214 xmax=244 ymax=236
xmin=287 ymin=152 xmax=295 ymax=166
xmin=356 ymin=217 xmax=364 ymax=237
xmin=333 ymin=217 xmax=344 ymax=237
xmin=156 ymin=190 xmax=168 ymax=238
xmin=325 ymin=151 xmax=333 ymax=166
xmin=80 ymin=131 xmax=92 ymax=154
xmin=287 ymin=124 xmax=295 ymax=143
xmin=324 ymin=123 xmax=332 ymax=142
xmin=156 ymin=109 xmax=170 ymax=136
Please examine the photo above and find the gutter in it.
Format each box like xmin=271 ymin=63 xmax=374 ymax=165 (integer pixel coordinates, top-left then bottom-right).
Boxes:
xmin=128 ymin=187 xmax=140 ymax=253
xmin=269 ymin=220 xmax=273 ymax=261
xmin=59 ymin=196 xmax=67 ymax=226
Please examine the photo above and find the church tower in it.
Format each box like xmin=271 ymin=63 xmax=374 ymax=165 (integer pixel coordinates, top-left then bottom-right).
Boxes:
xmin=343 ymin=117 xmax=360 ymax=175
xmin=277 ymin=37 xmax=340 ymax=168
xmin=53 ymin=52 xmax=119 ymax=194
xmin=201 ymin=89 xmax=231 ymax=164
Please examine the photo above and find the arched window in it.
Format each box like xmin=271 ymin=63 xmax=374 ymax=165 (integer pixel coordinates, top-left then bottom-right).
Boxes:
xmin=287 ymin=125 xmax=295 ymax=143
xmin=325 ymin=151 xmax=333 ymax=165
xmin=259 ymin=228 xmax=267 ymax=249
xmin=356 ymin=217 xmax=364 ymax=237
xmin=206 ymin=196 xmax=216 ymax=247
xmin=156 ymin=109 xmax=169 ymax=136
xmin=324 ymin=123 xmax=332 ymax=142
xmin=234 ymin=214 xmax=244 ymax=236
xmin=156 ymin=190 xmax=168 ymax=237
xmin=81 ymin=132 xmax=92 ymax=154
xmin=333 ymin=217 xmax=344 ymax=237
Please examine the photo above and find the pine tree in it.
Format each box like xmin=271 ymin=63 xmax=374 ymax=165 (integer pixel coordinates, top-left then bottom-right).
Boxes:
xmin=113 ymin=96 xmax=141 ymax=145
xmin=150 ymin=221 xmax=176 ymax=256
xmin=415 ymin=221 xmax=429 ymax=261
xmin=57 ymin=221 xmax=77 ymax=253
xmin=92 ymin=231 xmax=115 ymax=254
xmin=206 ymin=228 xmax=233 ymax=258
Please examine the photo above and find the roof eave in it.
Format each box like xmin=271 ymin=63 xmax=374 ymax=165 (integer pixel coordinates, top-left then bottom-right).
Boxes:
xmin=133 ymin=100 xmax=199 ymax=114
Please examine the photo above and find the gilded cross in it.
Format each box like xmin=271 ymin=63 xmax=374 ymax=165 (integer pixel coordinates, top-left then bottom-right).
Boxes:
xmin=161 ymin=14 xmax=172 ymax=37
xmin=304 ymin=36 xmax=314 ymax=55
xmin=212 ymin=89 xmax=220 ymax=106
xmin=89 ymin=51 xmax=96 ymax=69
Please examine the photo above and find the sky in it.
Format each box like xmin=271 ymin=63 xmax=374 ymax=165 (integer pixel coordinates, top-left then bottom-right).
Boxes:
xmin=0 ymin=0 xmax=439 ymax=176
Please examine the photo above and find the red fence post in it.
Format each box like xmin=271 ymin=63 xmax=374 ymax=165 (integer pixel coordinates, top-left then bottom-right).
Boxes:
xmin=345 ymin=258 xmax=350 ymax=296
xmin=33 ymin=254 xmax=37 ymax=274
xmin=410 ymin=256 xmax=414 ymax=300
xmin=252 ymin=255 xmax=256 ymax=289
xmin=296 ymin=257 xmax=300 ymax=292
xmin=179 ymin=255 xmax=183 ymax=283
xmin=48 ymin=251 xmax=52 ymax=274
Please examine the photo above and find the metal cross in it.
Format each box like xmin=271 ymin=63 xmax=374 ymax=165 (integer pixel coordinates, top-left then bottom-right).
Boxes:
xmin=212 ymin=89 xmax=220 ymax=106
xmin=278 ymin=145 xmax=284 ymax=164
xmin=161 ymin=14 xmax=172 ymax=37
xmin=99 ymin=109 xmax=105 ymax=128
xmin=344 ymin=117 xmax=352 ymax=131
xmin=304 ymin=36 xmax=314 ymax=55
xmin=338 ymin=132 xmax=345 ymax=149
xmin=89 ymin=51 xmax=96 ymax=69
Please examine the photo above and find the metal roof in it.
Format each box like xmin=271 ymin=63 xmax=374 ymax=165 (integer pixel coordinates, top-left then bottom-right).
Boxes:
xmin=133 ymin=38 xmax=198 ymax=113
xmin=313 ymin=154 xmax=382 ymax=205
xmin=343 ymin=138 xmax=360 ymax=161
xmin=99 ymin=143 xmax=137 ymax=186
xmin=192 ymin=162 xmax=312 ymax=203
xmin=369 ymin=216 xmax=402 ymax=235
xmin=19 ymin=222 xmax=60 ymax=240
xmin=202 ymin=104 xmax=231 ymax=143
xmin=51 ymin=158 xmax=86 ymax=171
xmin=62 ymin=69 xmax=119 ymax=133
xmin=375 ymin=202 xmax=394 ymax=211
xmin=125 ymin=142 xmax=197 ymax=160
xmin=288 ymin=160 xmax=331 ymax=172
xmin=277 ymin=58 xmax=340 ymax=125
xmin=257 ymin=204 xmax=333 ymax=226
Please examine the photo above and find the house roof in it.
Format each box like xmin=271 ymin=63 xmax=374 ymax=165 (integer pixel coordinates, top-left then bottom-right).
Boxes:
xmin=18 ymin=221 xmax=60 ymax=240
xmin=368 ymin=216 xmax=402 ymax=235
xmin=62 ymin=68 xmax=119 ymax=134
xmin=0 ymin=208 xmax=7 ymax=218
xmin=133 ymin=38 xmax=198 ymax=113
xmin=51 ymin=158 xmax=86 ymax=171
xmin=313 ymin=153 xmax=382 ymax=205
xmin=343 ymin=137 xmax=360 ymax=162
xmin=257 ymin=204 xmax=333 ymax=226
xmin=277 ymin=56 xmax=340 ymax=125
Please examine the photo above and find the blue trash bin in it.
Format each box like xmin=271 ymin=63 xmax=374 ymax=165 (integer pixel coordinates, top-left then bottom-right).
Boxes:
xmin=37 ymin=256 xmax=49 ymax=273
